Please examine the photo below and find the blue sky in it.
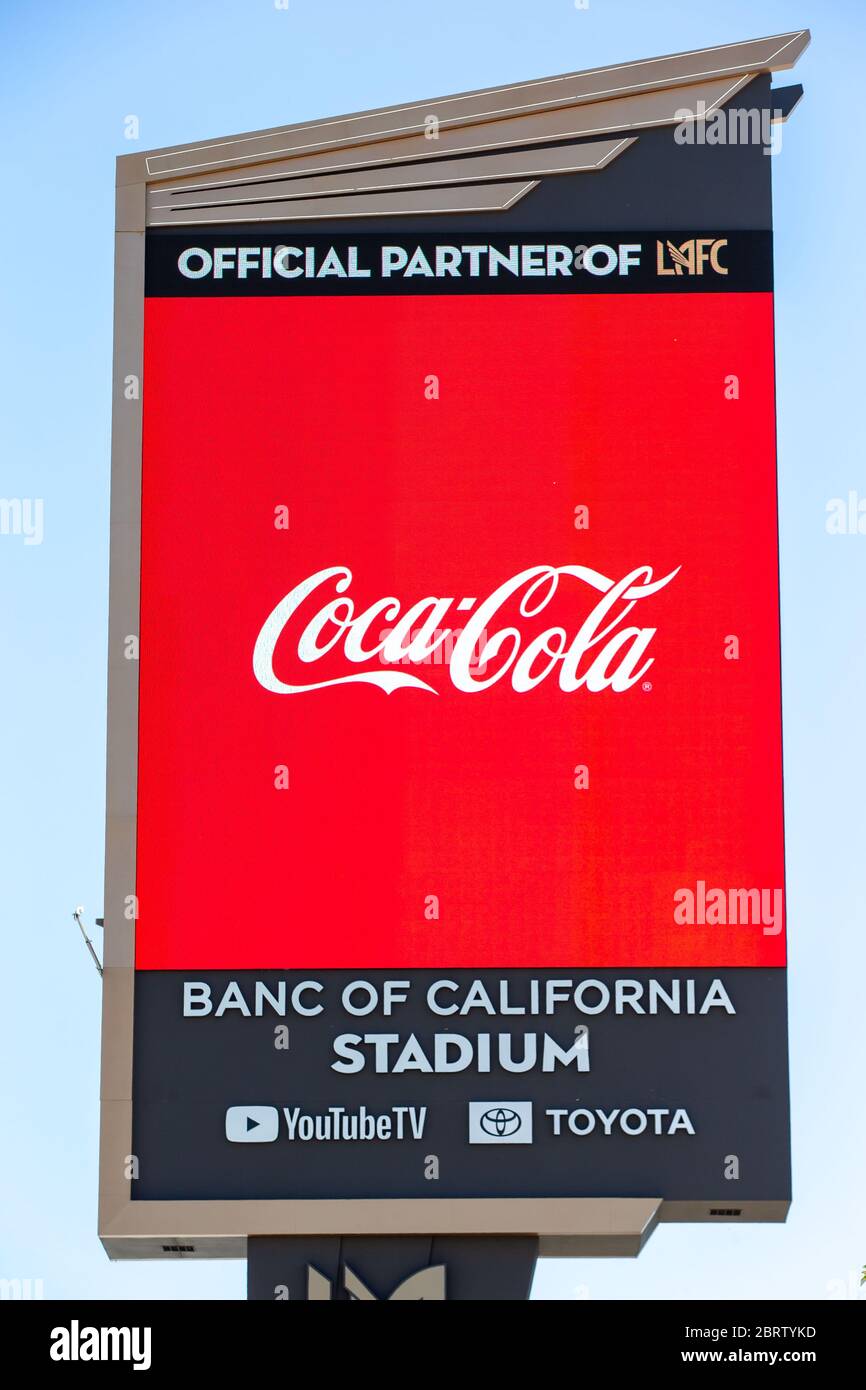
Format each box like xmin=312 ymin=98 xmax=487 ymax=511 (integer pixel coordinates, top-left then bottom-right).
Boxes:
xmin=1 ymin=0 xmax=863 ymax=1300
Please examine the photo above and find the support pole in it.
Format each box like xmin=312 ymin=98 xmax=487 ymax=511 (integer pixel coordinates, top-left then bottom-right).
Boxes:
xmin=247 ymin=1235 xmax=539 ymax=1301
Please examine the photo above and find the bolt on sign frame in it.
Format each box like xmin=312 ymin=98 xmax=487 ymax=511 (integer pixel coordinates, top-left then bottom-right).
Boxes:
xmin=101 ymin=30 xmax=808 ymax=1261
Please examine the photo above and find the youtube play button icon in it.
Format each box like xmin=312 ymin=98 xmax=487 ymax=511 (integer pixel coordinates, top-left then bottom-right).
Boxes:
xmin=225 ymin=1105 xmax=279 ymax=1143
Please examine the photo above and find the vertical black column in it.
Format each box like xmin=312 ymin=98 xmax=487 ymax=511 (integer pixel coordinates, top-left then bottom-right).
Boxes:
xmin=247 ymin=1235 xmax=539 ymax=1301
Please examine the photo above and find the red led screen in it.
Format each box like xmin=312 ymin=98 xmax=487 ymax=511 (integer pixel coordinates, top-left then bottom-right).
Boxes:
xmin=136 ymin=290 xmax=784 ymax=970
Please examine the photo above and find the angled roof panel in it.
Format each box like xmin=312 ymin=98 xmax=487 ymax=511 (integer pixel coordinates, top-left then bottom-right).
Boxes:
xmin=146 ymin=138 xmax=635 ymax=225
xmin=135 ymin=30 xmax=809 ymax=182
xmin=146 ymin=180 xmax=540 ymax=226
xmin=129 ymin=31 xmax=809 ymax=227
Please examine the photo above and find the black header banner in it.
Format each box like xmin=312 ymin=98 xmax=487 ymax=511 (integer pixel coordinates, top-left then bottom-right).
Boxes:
xmin=145 ymin=229 xmax=773 ymax=297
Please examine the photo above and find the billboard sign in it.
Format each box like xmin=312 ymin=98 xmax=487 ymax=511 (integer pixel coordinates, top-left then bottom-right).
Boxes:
xmin=100 ymin=31 xmax=808 ymax=1257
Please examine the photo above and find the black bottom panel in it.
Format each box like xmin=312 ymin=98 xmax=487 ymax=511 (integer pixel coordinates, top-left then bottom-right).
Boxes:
xmin=131 ymin=968 xmax=789 ymax=1202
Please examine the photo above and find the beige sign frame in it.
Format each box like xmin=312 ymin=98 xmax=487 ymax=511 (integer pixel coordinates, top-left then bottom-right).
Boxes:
xmin=100 ymin=31 xmax=806 ymax=1259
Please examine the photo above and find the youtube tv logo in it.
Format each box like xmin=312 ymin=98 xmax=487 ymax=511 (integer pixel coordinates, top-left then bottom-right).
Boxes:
xmin=225 ymin=1106 xmax=279 ymax=1143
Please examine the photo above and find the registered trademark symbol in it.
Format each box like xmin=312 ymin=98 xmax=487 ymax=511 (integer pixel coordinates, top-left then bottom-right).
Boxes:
xmin=642 ymin=681 xmax=653 ymax=691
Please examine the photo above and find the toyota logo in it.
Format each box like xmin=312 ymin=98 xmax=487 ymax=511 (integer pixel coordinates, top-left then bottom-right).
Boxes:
xmin=479 ymin=1106 xmax=522 ymax=1138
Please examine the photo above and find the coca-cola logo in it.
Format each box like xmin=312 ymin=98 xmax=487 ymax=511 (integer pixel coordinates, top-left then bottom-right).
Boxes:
xmin=252 ymin=563 xmax=679 ymax=696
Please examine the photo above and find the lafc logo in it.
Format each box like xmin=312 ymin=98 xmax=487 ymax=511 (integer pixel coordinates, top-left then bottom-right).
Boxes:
xmin=306 ymin=1263 xmax=446 ymax=1300
xmin=656 ymin=238 xmax=728 ymax=276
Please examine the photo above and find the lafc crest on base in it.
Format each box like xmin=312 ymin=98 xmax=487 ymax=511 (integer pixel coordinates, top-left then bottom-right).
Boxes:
xmin=305 ymin=1264 xmax=446 ymax=1301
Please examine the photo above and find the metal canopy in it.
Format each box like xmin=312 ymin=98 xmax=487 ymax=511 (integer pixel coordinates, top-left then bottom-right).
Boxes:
xmin=116 ymin=30 xmax=810 ymax=227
